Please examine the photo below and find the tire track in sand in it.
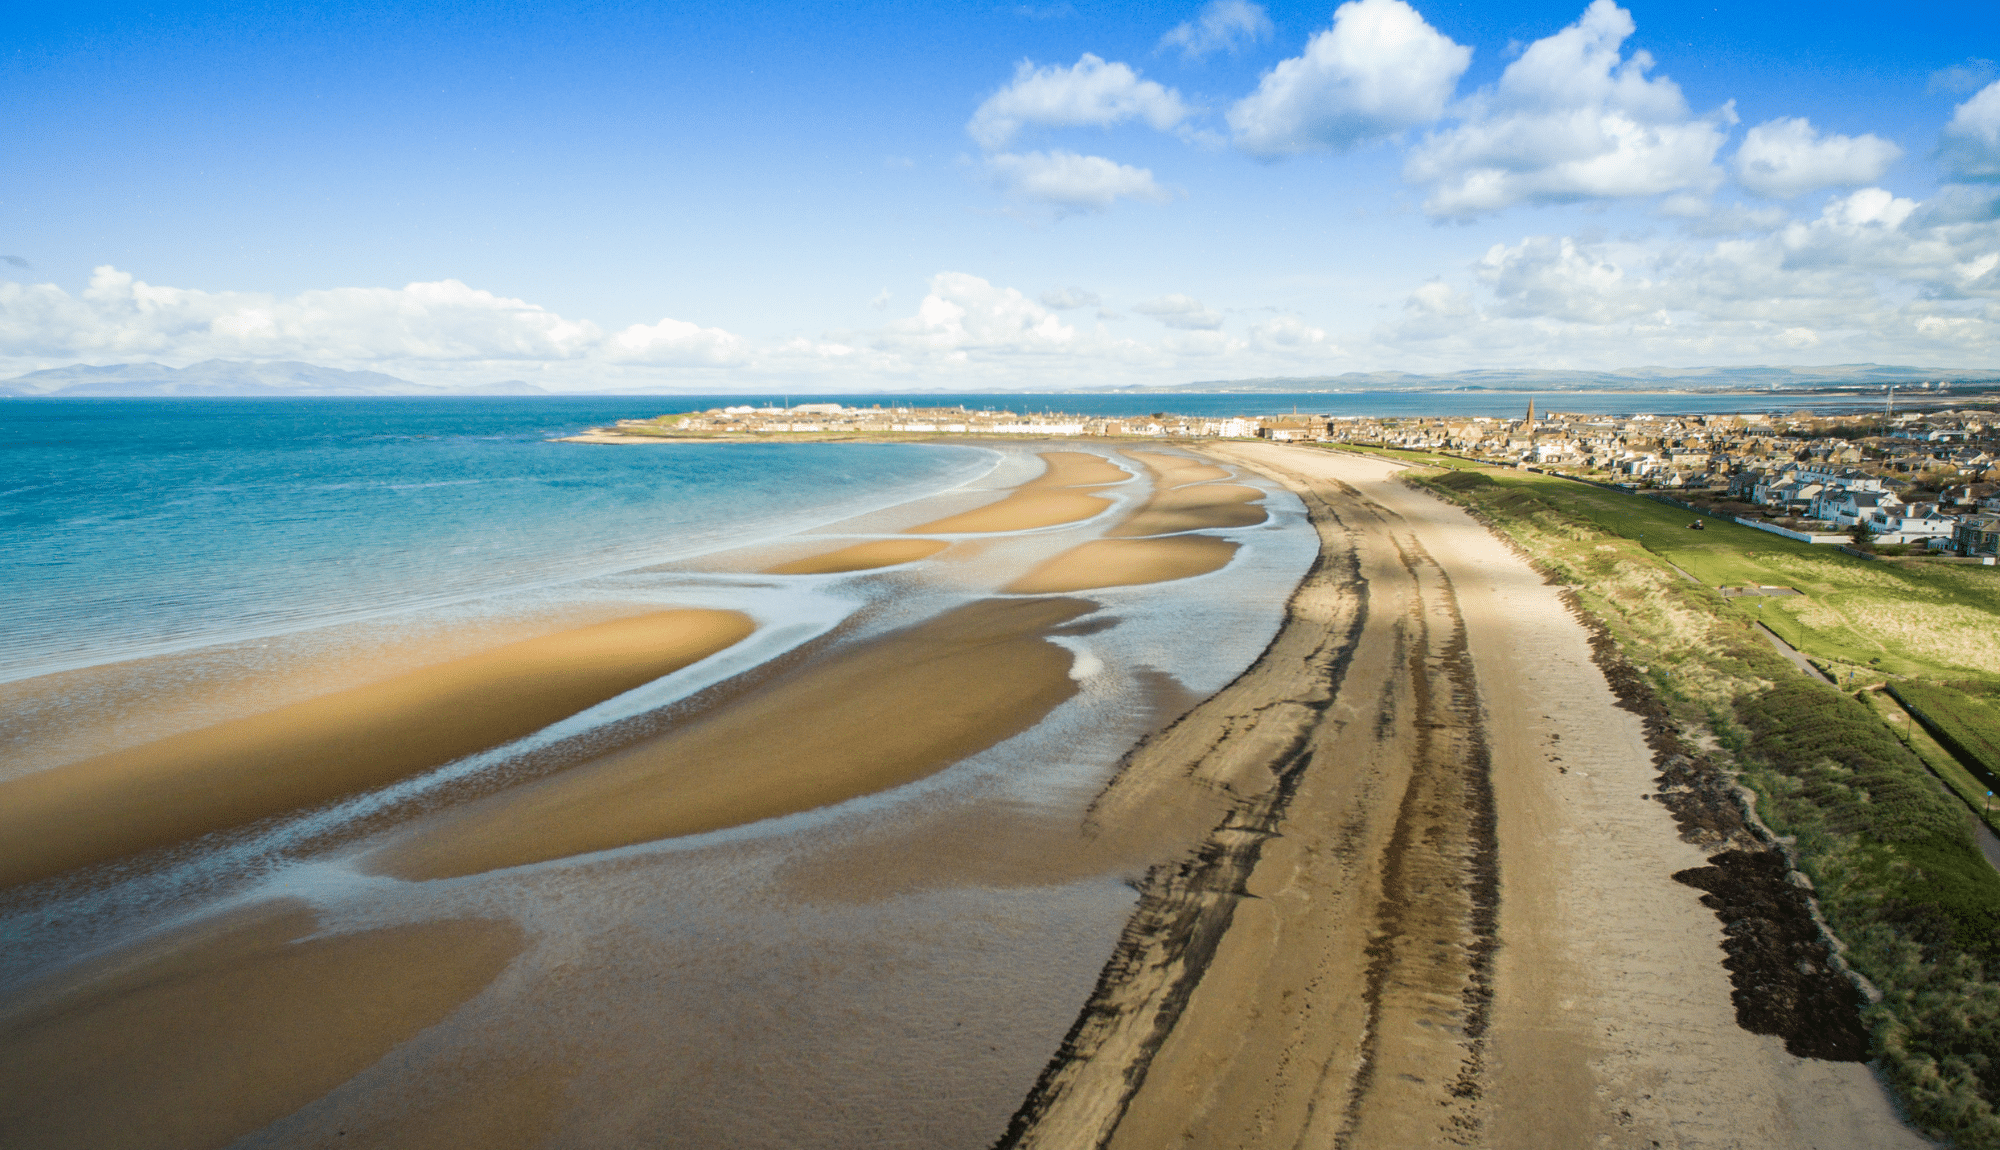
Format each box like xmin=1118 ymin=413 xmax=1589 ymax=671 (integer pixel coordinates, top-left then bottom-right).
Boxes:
xmin=998 ymin=452 xmax=1500 ymax=1150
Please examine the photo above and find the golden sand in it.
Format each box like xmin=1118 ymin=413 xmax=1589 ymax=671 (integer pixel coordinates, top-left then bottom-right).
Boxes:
xmin=366 ymin=597 xmax=1096 ymax=881
xmin=763 ymin=538 xmax=950 ymax=574
xmin=1024 ymin=451 xmax=1133 ymax=488
xmin=1108 ymin=482 xmax=1268 ymax=537
xmin=902 ymin=451 xmax=1129 ymax=534
xmin=1126 ymin=450 xmax=1230 ymax=487
xmin=903 ymin=488 xmax=1114 ymax=534
xmin=0 ymin=900 xmax=523 ymax=1150
xmin=1003 ymin=536 xmax=1241 ymax=594
xmin=0 ymin=609 xmax=755 ymax=889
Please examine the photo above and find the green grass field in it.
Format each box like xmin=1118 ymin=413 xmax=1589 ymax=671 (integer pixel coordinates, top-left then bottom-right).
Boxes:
xmin=1342 ymin=448 xmax=2000 ymax=682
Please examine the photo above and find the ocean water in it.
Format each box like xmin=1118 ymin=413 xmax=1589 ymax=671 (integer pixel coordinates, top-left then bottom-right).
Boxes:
xmin=0 ymin=398 xmax=993 ymax=680
xmin=0 ymin=399 xmax=1328 ymax=1147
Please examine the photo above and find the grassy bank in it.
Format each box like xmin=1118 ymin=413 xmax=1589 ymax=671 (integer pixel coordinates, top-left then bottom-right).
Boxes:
xmin=1397 ymin=459 xmax=2000 ymax=1147
xmin=1335 ymin=445 xmax=2000 ymax=683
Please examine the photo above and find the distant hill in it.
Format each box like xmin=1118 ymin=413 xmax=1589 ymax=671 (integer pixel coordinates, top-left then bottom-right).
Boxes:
xmin=0 ymin=360 xmax=551 ymax=397
xmin=1140 ymin=364 xmax=2000 ymax=393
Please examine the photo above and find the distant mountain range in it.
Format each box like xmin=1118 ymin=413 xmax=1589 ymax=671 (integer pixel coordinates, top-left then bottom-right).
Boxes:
xmin=1137 ymin=364 xmax=2000 ymax=393
xmin=0 ymin=360 xmax=550 ymax=397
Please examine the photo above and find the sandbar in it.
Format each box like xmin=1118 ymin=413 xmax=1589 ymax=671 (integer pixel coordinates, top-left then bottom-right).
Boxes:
xmin=365 ymin=597 xmax=1096 ymax=881
xmin=1022 ymin=451 xmax=1132 ymax=488
xmin=763 ymin=538 xmax=950 ymax=574
xmin=1004 ymin=536 xmax=1241 ymax=595
xmin=0 ymin=609 xmax=755 ymax=889
xmin=902 ymin=452 xmax=1128 ymax=535
xmin=1107 ymin=482 xmax=1267 ymax=537
xmin=1125 ymin=450 xmax=1230 ymax=487
xmin=0 ymin=900 xmax=523 ymax=1150
xmin=903 ymin=488 xmax=1114 ymax=535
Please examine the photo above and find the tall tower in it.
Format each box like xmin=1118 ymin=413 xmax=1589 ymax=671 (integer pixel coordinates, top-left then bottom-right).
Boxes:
xmin=1525 ymin=396 xmax=1536 ymax=428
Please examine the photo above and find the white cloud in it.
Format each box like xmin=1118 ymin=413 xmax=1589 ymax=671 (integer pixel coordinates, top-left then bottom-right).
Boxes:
xmin=1929 ymin=59 xmax=1997 ymax=96
xmin=1940 ymin=80 xmax=2000 ymax=183
xmin=1250 ymin=314 xmax=1336 ymax=351
xmin=601 ymin=316 xmax=748 ymax=366
xmin=1227 ymin=0 xmax=1469 ymax=158
xmin=1040 ymin=286 xmax=1101 ymax=309
xmin=0 ymin=266 xmax=748 ymax=371
xmin=985 ymin=150 xmax=1172 ymax=213
xmin=1372 ymin=184 xmax=2000 ymax=365
xmin=1405 ymin=0 xmax=1732 ymax=219
xmin=1134 ymin=293 xmax=1225 ymax=329
xmin=1160 ymin=1 xmax=1273 ymax=61
xmin=875 ymin=272 xmax=1081 ymax=354
xmin=1732 ymin=117 xmax=1902 ymax=198
xmin=968 ymin=54 xmax=1191 ymax=150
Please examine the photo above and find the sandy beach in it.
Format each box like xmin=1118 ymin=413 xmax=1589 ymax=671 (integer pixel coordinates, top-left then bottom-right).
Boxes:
xmin=0 ymin=609 xmax=753 ymax=890
xmin=0 ymin=439 xmax=1930 ymax=1149
xmin=1001 ymin=442 xmax=1923 ymax=1150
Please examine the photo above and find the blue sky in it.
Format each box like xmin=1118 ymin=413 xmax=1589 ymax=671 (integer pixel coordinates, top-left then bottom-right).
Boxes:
xmin=4 ymin=0 xmax=1998 ymax=390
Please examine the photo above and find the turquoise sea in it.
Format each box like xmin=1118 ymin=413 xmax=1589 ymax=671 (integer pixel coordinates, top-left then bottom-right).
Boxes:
xmin=0 ymin=398 xmax=992 ymax=681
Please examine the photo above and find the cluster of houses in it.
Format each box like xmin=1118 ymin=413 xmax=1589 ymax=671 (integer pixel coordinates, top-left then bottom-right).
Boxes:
xmin=1322 ymin=402 xmax=2000 ymax=557
xmin=619 ymin=398 xmax=2000 ymax=557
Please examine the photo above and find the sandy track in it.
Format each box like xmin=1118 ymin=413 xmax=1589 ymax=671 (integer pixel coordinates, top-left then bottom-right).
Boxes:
xmin=1002 ymin=443 xmax=1924 ymax=1150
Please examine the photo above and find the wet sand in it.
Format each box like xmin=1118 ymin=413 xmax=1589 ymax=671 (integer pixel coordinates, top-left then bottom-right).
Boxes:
xmin=1124 ymin=450 xmax=1228 ymax=487
xmin=0 ymin=900 xmax=523 ymax=1150
xmin=1021 ymin=451 xmax=1133 ymax=488
xmin=903 ymin=451 xmax=1127 ymax=534
xmin=1004 ymin=537 xmax=1240 ymax=594
xmin=0 ymin=609 xmax=754 ymax=889
xmin=1105 ymin=482 xmax=1266 ymax=537
xmin=1002 ymin=443 xmax=1925 ymax=1150
xmin=365 ymin=597 xmax=1096 ymax=881
xmin=763 ymin=538 xmax=950 ymax=574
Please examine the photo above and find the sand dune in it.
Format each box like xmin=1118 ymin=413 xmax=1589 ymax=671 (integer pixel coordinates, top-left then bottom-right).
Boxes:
xmin=1004 ymin=537 xmax=1241 ymax=594
xmin=0 ymin=609 xmax=754 ymax=889
xmin=764 ymin=538 xmax=950 ymax=574
xmin=365 ymin=597 xmax=1097 ymax=881
xmin=0 ymin=900 xmax=523 ymax=1150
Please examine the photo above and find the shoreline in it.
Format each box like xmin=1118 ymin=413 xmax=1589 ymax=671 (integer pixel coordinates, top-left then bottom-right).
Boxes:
xmin=1 ymin=441 xmax=1313 ymax=1150
xmin=997 ymin=442 xmax=1925 ymax=1150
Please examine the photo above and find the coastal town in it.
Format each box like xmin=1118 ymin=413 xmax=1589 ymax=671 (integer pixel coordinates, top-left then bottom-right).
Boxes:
xmin=598 ymin=396 xmax=2000 ymax=558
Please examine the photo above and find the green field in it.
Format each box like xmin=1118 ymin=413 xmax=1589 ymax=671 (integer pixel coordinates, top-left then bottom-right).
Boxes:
xmin=1347 ymin=450 xmax=2000 ymax=682
xmin=1892 ymin=681 xmax=2000 ymax=790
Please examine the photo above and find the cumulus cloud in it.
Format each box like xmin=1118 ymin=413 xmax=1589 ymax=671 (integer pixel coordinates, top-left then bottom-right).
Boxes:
xmin=1939 ymin=80 xmax=2000 ymax=183
xmin=600 ymin=316 xmax=748 ymax=366
xmin=1134 ymin=293 xmax=1226 ymax=329
xmin=875 ymin=272 xmax=1081 ymax=354
xmin=1250 ymin=314 xmax=1336 ymax=351
xmin=1732 ymin=117 xmax=1902 ymax=198
xmin=1040 ymin=286 xmax=1101 ymax=309
xmin=1227 ymin=0 xmax=1469 ymax=158
xmin=985 ymin=150 xmax=1172 ymax=213
xmin=0 ymin=266 xmax=748 ymax=370
xmin=1160 ymin=0 xmax=1273 ymax=61
xmin=968 ymin=54 xmax=1191 ymax=150
xmin=1372 ymin=183 xmax=2000 ymax=365
xmin=1405 ymin=0 xmax=1731 ymax=219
